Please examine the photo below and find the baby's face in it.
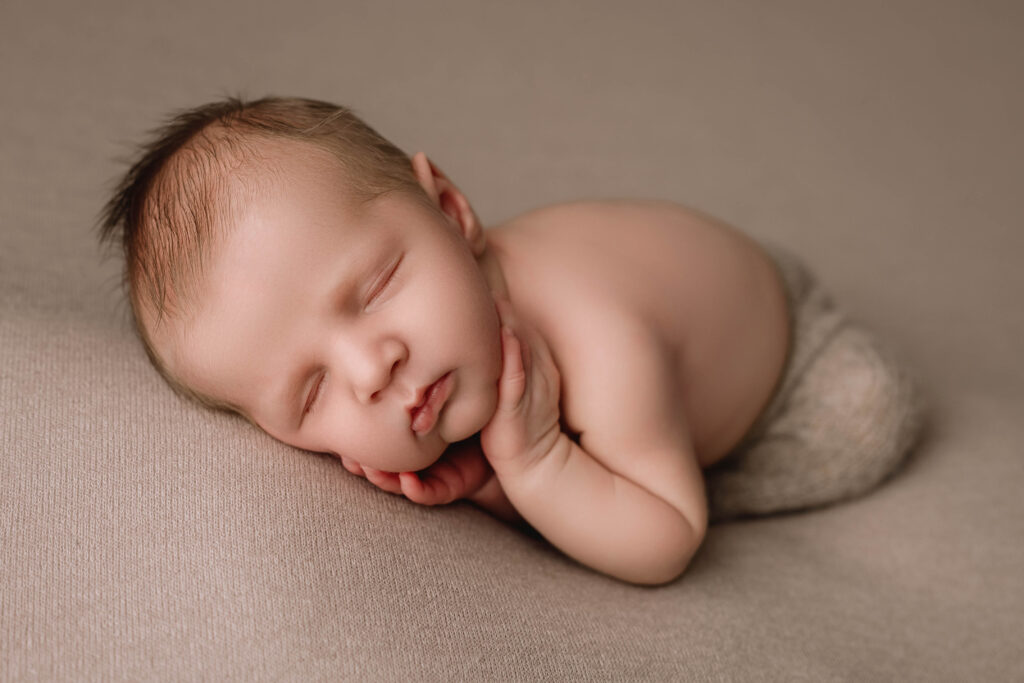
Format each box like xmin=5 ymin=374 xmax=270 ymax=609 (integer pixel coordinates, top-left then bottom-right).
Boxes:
xmin=159 ymin=143 xmax=503 ymax=472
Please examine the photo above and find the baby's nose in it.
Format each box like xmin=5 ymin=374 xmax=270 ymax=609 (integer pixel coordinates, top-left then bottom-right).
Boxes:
xmin=353 ymin=338 xmax=406 ymax=403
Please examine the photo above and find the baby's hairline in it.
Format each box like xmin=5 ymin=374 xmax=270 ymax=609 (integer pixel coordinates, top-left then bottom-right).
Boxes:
xmin=133 ymin=155 xmax=438 ymax=429
xmin=139 ymin=132 xmax=435 ymax=325
xmin=102 ymin=95 xmax=441 ymax=427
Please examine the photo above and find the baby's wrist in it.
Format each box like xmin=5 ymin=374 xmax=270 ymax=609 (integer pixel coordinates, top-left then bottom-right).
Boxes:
xmin=491 ymin=429 xmax=571 ymax=485
xmin=465 ymin=470 xmax=522 ymax=524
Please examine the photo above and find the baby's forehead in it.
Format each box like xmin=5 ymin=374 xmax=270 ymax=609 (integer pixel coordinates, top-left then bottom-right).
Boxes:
xmin=184 ymin=145 xmax=379 ymax=296
xmin=166 ymin=131 xmax=336 ymax=208
xmin=179 ymin=135 xmax=349 ymax=242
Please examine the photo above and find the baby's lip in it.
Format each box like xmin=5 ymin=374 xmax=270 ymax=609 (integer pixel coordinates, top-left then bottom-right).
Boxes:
xmin=407 ymin=382 xmax=431 ymax=415
xmin=407 ymin=373 xmax=447 ymax=415
xmin=408 ymin=372 xmax=453 ymax=434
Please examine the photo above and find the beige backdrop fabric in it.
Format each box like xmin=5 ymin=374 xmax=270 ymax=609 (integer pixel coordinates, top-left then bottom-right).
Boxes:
xmin=2 ymin=1 xmax=1023 ymax=680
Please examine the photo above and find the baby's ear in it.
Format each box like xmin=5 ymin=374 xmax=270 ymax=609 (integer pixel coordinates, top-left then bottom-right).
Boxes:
xmin=410 ymin=152 xmax=486 ymax=256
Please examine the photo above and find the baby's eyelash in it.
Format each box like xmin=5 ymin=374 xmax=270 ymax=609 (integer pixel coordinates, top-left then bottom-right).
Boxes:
xmin=304 ymin=374 xmax=325 ymax=415
xmin=368 ymin=255 xmax=402 ymax=303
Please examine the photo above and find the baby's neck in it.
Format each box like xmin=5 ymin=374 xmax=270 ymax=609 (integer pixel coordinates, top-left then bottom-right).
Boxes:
xmin=477 ymin=236 xmax=512 ymax=303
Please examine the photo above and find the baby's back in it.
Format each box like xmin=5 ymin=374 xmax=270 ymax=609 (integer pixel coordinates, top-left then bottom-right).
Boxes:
xmin=488 ymin=200 xmax=790 ymax=466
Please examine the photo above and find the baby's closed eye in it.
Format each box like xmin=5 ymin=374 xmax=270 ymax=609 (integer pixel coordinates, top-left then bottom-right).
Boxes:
xmin=304 ymin=372 xmax=326 ymax=415
xmin=366 ymin=254 xmax=403 ymax=307
xmin=303 ymin=254 xmax=403 ymax=417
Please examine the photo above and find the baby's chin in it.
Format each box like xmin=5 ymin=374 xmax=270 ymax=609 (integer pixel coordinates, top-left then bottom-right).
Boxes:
xmin=368 ymin=382 xmax=498 ymax=473
xmin=400 ymin=408 xmax=491 ymax=474
xmin=453 ymin=377 xmax=500 ymax=435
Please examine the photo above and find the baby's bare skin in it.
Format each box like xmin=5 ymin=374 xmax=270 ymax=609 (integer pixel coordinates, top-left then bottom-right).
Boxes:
xmin=455 ymin=199 xmax=791 ymax=533
xmin=458 ymin=200 xmax=791 ymax=583
xmin=150 ymin=139 xmax=789 ymax=584
xmin=489 ymin=200 xmax=790 ymax=469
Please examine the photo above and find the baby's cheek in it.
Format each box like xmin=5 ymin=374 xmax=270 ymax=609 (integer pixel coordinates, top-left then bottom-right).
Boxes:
xmin=448 ymin=381 xmax=500 ymax=441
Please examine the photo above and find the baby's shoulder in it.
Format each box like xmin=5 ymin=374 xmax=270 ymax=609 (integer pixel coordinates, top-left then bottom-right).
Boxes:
xmin=492 ymin=198 xmax=689 ymax=276
xmin=495 ymin=197 xmax=704 ymax=241
xmin=488 ymin=198 xmax=789 ymax=460
xmin=491 ymin=198 xmax=741 ymax=274
xmin=490 ymin=200 xmax=698 ymax=431
xmin=489 ymin=198 xmax=682 ymax=320
xmin=488 ymin=198 xmax=735 ymax=327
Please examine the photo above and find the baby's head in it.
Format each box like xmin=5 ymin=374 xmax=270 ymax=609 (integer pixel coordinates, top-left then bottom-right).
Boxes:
xmin=100 ymin=96 xmax=505 ymax=473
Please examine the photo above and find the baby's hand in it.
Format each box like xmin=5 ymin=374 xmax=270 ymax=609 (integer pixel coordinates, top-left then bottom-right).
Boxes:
xmin=480 ymin=298 xmax=563 ymax=475
xmin=338 ymin=437 xmax=492 ymax=506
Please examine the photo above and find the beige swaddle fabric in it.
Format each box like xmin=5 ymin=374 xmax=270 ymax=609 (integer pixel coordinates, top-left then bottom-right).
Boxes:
xmin=705 ymin=244 xmax=927 ymax=522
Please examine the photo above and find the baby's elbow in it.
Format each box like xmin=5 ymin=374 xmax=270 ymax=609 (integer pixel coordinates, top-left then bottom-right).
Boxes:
xmin=621 ymin=515 xmax=706 ymax=586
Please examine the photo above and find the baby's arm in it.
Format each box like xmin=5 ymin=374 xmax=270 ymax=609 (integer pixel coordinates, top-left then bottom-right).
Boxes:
xmin=481 ymin=301 xmax=708 ymax=586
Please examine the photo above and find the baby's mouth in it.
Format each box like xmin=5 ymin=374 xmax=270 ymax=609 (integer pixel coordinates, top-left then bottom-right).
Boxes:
xmin=409 ymin=372 xmax=453 ymax=434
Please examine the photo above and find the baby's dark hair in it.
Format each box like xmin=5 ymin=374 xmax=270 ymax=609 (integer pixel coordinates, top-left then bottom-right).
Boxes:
xmin=98 ymin=95 xmax=423 ymax=414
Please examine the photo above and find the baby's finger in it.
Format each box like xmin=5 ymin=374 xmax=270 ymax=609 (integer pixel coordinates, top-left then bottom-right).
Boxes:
xmin=398 ymin=472 xmax=427 ymax=503
xmin=494 ymin=297 xmax=516 ymax=328
xmin=424 ymin=460 xmax=466 ymax=503
xmin=499 ymin=326 xmax=527 ymax=411
xmin=363 ymin=466 xmax=403 ymax=495
xmin=521 ymin=327 xmax=533 ymax=377
xmin=399 ymin=470 xmax=454 ymax=505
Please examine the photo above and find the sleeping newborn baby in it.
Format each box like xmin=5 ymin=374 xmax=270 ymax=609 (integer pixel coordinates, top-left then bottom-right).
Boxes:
xmin=99 ymin=96 xmax=925 ymax=585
